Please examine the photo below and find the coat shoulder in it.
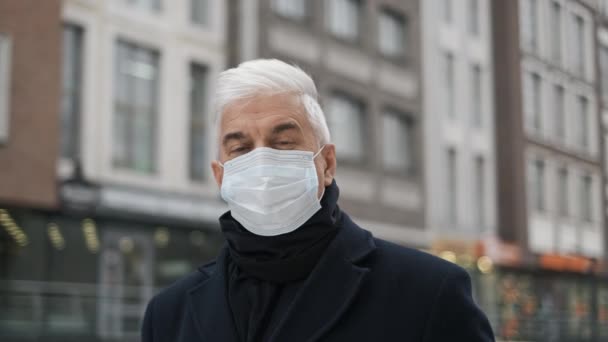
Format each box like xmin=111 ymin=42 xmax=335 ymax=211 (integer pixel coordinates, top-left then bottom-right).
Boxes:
xmin=370 ymin=237 xmax=468 ymax=284
xmin=150 ymin=259 xmax=217 ymax=309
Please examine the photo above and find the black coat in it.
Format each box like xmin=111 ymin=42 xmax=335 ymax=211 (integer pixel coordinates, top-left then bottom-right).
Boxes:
xmin=141 ymin=214 xmax=495 ymax=341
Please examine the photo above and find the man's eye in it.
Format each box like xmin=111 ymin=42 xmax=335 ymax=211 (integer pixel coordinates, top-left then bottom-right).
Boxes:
xmin=230 ymin=146 xmax=248 ymax=154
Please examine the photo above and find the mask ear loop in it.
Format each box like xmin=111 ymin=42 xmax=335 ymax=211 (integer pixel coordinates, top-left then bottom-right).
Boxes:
xmin=314 ymin=145 xmax=327 ymax=200
xmin=313 ymin=145 xmax=326 ymax=159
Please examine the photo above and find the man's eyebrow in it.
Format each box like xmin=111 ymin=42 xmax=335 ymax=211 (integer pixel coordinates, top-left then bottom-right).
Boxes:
xmin=222 ymin=131 xmax=246 ymax=146
xmin=271 ymin=122 xmax=301 ymax=136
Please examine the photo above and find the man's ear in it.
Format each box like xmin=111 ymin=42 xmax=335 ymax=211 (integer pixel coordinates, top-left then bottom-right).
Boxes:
xmin=322 ymin=144 xmax=337 ymax=186
xmin=211 ymin=160 xmax=224 ymax=187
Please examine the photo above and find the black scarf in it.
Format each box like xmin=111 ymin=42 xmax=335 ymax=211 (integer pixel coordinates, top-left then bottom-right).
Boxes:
xmin=220 ymin=180 xmax=343 ymax=342
xmin=220 ymin=180 xmax=343 ymax=283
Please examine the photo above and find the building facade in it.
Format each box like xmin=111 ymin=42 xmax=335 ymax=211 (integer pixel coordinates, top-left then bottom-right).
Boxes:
xmin=231 ymin=0 xmax=426 ymax=246
xmin=489 ymin=0 xmax=608 ymax=340
xmin=421 ymin=0 xmax=497 ymax=250
xmin=1 ymin=1 xmax=228 ymax=341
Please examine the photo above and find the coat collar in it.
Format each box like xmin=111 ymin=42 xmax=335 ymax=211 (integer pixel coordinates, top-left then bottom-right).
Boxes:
xmin=187 ymin=213 xmax=376 ymax=342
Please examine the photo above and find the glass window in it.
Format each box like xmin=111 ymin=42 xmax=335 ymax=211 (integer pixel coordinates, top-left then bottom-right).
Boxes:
xmin=521 ymin=0 xmax=538 ymax=51
xmin=580 ymin=174 xmax=592 ymax=221
xmin=326 ymin=0 xmax=361 ymax=41
xmin=382 ymin=109 xmax=413 ymax=173
xmin=474 ymin=156 xmax=485 ymax=226
xmin=191 ymin=0 xmax=209 ymax=26
xmin=554 ymin=85 xmax=565 ymax=139
xmin=529 ymin=159 xmax=545 ymax=212
xmin=558 ymin=167 xmax=569 ymax=216
xmin=577 ymin=95 xmax=588 ymax=149
xmin=524 ymin=72 xmax=542 ymax=132
xmin=600 ymin=46 xmax=608 ymax=100
xmin=378 ymin=9 xmax=407 ymax=58
xmin=272 ymin=0 xmax=307 ymax=20
xmin=447 ymin=148 xmax=458 ymax=221
xmin=113 ymin=40 xmax=160 ymax=173
xmin=574 ymin=15 xmax=585 ymax=76
xmin=0 ymin=34 xmax=11 ymax=144
xmin=189 ymin=63 xmax=207 ymax=182
xmin=468 ymin=0 xmax=480 ymax=36
xmin=551 ymin=1 xmax=562 ymax=63
xmin=61 ymin=24 xmax=84 ymax=160
xmin=326 ymin=92 xmax=366 ymax=162
xmin=443 ymin=0 xmax=452 ymax=23
xmin=126 ymin=0 xmax=162 ymax=12
xmin=444 ymin=52 xmax=455 ymax=119
xmin=471 ymin=64 xmax=482 ymax=127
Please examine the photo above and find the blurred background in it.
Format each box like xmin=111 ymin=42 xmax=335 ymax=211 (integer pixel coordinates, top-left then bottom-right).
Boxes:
xmin=0 ymin=0 xmax=607 ymax=341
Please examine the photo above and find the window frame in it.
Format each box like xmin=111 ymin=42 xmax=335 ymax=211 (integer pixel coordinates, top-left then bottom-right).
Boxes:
xmin=188 ymin=62 xmax=208 ymax=182
xmin=381 ymin=107 xmax=415 ymax=176
xmin=326 ymin=0 xmax=364 ymax=44
xmin=60 ymin=24 xmax=85 ymax=160
xmin=0 ymin=33 xmax=11 ymax=145
xmin=325 ymin=90 xmax=368 ymax=165
xmin=378 ymin=8 xmax=407 ymax=60
xmin=112 ymin=39 xmax=161 ymax=174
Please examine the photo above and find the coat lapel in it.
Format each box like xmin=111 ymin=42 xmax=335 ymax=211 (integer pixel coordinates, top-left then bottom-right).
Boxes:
xmin=187 ymin=248 xmax=239 ymax=342
xmin=269 ymin=215 xmax=376 ymax=342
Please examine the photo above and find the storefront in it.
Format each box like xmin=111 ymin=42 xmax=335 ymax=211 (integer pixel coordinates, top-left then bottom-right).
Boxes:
xmin=489 ymin=268 xmax=608 ymax=342
xmin=0 ymin=207 xmax=224 ymax=342
xmin=431 ymin=238 xmax=608 ymax=342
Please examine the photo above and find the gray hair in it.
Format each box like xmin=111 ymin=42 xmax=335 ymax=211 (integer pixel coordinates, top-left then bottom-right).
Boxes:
xmin=213 ymin=59 xmax=331 ymax=154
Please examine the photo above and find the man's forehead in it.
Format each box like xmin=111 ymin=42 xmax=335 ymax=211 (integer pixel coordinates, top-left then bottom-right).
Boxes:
xmin=220 ymin=93 xmax=308 ymax=130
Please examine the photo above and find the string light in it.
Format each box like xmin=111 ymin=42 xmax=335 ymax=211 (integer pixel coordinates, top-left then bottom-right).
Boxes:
xmin=82 ymin=218 xmax=100 ymax=253
xmin=47 ymin=223 xmax=66 ymax=250
xmin=0 ymin=209 xmax=29 ymax=247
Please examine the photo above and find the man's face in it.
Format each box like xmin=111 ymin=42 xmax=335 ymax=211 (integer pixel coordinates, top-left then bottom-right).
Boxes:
xmin=211 ymin=92 xmax=336 ymax=198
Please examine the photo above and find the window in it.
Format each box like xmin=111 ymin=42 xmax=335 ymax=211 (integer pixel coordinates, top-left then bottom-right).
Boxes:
xmin=474 ymin=156 xmax=485 ymax=226
xmin=61 ymin=24 xmax=84 ymax=160
xmin=189 ymin=63 xmax=207 ymax=181
xmin=577 ymin=95 xmax=588 ymax=149
xmin=272 ymin=0 xmax=307 ymax=20
xmin=551 ymin=1 xmax=562 ymax=63
xmin=326 ymin=0 xmax=361 ymax=41
xmin=447 ymin=149 xmax=458 ymax=221
xmin=444 ymin=53 xmax=455 ymax=119
xmin=191 ymin=0 xmax=209 ymax=26
xmin=530 ymin=159 xmax=545 ymax=212
xmin=382 ymin=109 xmax=413 ymax=173
xmin=468 ymin=0 xmax=480 ymax=36
xmin=113 ymin=40 xmax=160 ymax=173
xmin=554 ymin=85 xmax=565 ymax=139
xmin=378 ymin=9 xmax=407 ymax=58
xmin=580 ymin=174 xmax=593 ymax=221
xmin=326 ymin=93 xmax=366 ymax=162
xmin=443 ymin=0 xmax=452 ymax=24
xmin=524 ymin=73 xmax=542 ymax=132
xmin=0 ymin=34 xmax=11 ymax=144
xmin=557 ymin=167 xmax=568 ymax=216
xmin=471 ymin=64 xmax=482 ymax=127
xmin=126 ymin=0 xmax=162 ymax=12
xmin=521 ymin=0 xmax=538 ymax=51
xmin=601 ymin=46 xmax=608 ymax=100
xmin=573 ymin=15 xmax=585 ymax=75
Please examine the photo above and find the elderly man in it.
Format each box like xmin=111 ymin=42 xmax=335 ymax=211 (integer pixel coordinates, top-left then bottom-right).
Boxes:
xmin=141 ymin=59 xmax=495 ymax=341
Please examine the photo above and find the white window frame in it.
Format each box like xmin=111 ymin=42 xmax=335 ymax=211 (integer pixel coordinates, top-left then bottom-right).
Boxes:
xmin=378 ymin=9 xmax=407 ymax=58
xmin=272 ymin=0 xmax=307 ymax=20
xmin=326 ymin=0 xmax=361 ymax=42
xmin=190 ymin=0 xmax=209 ymax=26
xmin=0 ymin=34 xmax=11 ymax=145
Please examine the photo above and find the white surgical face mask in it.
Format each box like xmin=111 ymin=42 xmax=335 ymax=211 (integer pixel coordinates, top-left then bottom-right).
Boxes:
xmin=219 ymin=146 xmax=325 ymax=236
